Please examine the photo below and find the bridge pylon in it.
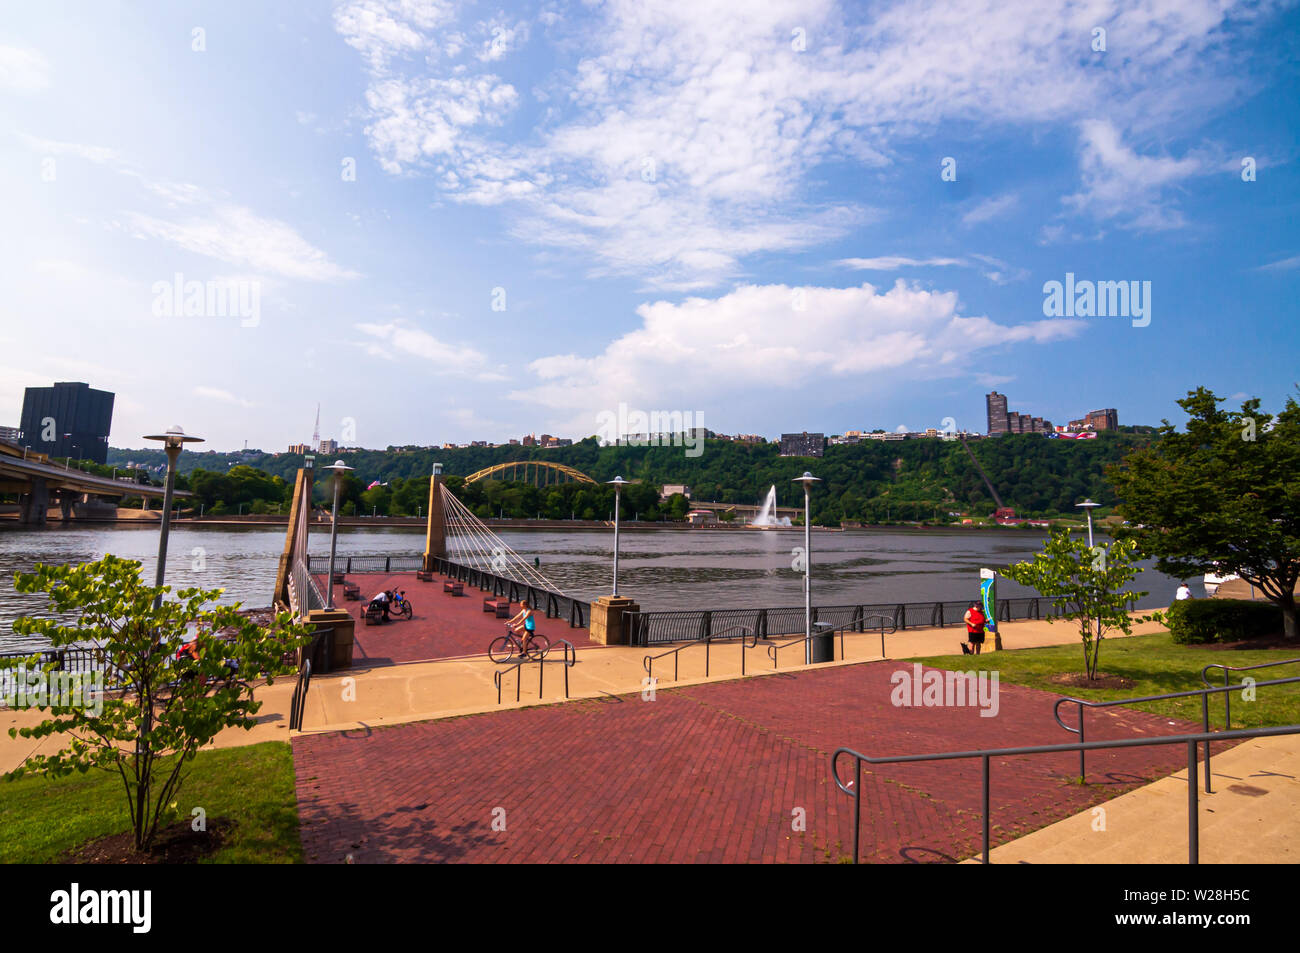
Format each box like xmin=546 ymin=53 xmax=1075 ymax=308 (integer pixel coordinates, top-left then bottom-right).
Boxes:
xmin=422 ymin=463 xmax=446 ymax=569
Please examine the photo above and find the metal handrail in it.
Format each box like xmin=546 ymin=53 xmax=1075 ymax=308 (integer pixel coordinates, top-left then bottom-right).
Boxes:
xmin=1053 ymin=675 xmax=1300 ymax=791
xmin=643 ymin=626 xmax=757 ymax=682
xmin=494 ymin=638 xmax=578 ymax=705
xmin=763 ymin=614 xmax=900 ymax=669
xmin=289 ymin=659 xmax=312 ymax=731
xmin=1201 ymin=657 xmax=1300 ymax=731
xmin=832 ymin=723 xmax=1300 ymax=865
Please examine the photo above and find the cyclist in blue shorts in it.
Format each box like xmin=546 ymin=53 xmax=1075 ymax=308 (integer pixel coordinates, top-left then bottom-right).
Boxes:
xmin=507 ymin=599 xmax=536 ymax=655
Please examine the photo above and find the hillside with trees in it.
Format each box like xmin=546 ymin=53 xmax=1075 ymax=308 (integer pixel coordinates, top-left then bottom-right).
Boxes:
xmin=109 ymin=430 xmax=1154 ymax=524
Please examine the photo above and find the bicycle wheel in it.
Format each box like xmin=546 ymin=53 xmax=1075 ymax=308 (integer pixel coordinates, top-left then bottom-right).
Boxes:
xmin=525 ymin=633 xmax=549 ymax=661
xmin=400 ymin=602 xmax=413 ymax=619
xmin=488 ymin=635 xmax=516 ymax=664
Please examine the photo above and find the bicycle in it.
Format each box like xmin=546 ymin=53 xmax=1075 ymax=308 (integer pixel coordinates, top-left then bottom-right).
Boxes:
xmin=488 ymin=623 xmax=549 ymax=663
xmin=391 ymin=589 xmax=413 ymax=620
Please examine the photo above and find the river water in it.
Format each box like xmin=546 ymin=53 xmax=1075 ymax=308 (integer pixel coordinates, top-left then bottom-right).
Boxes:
xmin=0 ymin=522 xmax=1190 ymax=654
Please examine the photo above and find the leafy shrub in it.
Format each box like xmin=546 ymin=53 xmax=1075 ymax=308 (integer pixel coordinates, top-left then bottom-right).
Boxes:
xmin=1167 ymin=599 xmax=1282 ymax=644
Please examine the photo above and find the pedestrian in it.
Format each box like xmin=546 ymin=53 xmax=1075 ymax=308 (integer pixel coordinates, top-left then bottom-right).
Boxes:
xmin=963 ymin=601 xmax=986 ymax=656
xmin=1175 ymin=581 xmax=1193 ymax=602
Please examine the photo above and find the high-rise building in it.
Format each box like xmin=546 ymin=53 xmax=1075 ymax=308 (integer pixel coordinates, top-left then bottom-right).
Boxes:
xmin=0 ymin=425 xmax=19 ymax=444
xmin=318 ymin=438 xmax=338 ymax=455
xmin=779 ymin=432 xmax=825 ymax=457
xmin=986 ymin=391 xmax=1009 ymax=435
xmin=19 ymin=382 xmax=114 ymax=463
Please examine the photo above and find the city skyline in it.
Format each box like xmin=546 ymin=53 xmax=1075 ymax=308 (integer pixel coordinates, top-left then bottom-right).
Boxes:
xmin=2 ymin=2 xmax=1298 ymax=452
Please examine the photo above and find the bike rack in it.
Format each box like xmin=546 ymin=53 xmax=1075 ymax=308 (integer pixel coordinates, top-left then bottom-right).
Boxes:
xmin=642 ymin=626 xmax=757 ymax=683
xmin=1053 ymin=674 xmax=1300 ymax=792
xmin=493 ymin=638 xmax=577 ymax=705
xmin=1201 ymin=657 xmax=1300 ymax=731
xmin=832 ymin=723 xmax=1300 ymax=865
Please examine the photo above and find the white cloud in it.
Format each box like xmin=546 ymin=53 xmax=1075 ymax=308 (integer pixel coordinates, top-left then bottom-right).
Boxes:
xmin=0 ymin=45 xmax=49 ymax=92
xmin=962 ymin=194 xmax=1019 ymax=227
xmin=194 ymin=386 xmax=255 ymax=408
xmin=336 ymin=0 xmax=1265 ymax=289
xmin=130 ymin=206 xmax=360 ymax=282
xmin=513 ymin=281 xmax=1085 ymax=428
xmin=1063 ymin=119 xmax=1205 ymax=230
xmin=16 ymin=133 xmax=117 ymax=164
xmin=839 ymin=256 xmax=968 ymax=270
xmin=354 ymin=320 xmax=506 ymax=380
xmin=1258 ymin=254 xmax=1300 ymax=272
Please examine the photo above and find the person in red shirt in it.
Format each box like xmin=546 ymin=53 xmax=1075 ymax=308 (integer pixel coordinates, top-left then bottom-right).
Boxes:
xmin=963 ymin=601 xmax=987 ymax=656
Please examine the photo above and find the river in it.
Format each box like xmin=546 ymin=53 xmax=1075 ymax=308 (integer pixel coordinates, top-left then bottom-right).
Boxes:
xmin=0 ymin=522 xmax=1192 ymax=653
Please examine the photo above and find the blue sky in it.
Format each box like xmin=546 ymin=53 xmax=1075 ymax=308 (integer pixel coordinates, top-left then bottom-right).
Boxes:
xmin=2 ymin=0 xmax=1298 ymax=452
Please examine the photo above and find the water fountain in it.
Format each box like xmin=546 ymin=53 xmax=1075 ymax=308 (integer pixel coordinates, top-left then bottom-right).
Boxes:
xmin=749 ymin=485 xmax=792 ymax=527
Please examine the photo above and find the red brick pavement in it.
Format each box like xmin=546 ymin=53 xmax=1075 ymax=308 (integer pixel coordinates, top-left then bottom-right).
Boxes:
xmin=292 ymin=660 xmax=1202 ymax=864
xmin=319 ymin=571 xmax=596 ymax=665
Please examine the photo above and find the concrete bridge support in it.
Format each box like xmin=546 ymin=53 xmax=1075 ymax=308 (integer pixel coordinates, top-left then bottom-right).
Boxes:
xmin=18 ymin=477 xmax=48 ymax=525
xmin=422 ymin=466 xmax=446 ymax=571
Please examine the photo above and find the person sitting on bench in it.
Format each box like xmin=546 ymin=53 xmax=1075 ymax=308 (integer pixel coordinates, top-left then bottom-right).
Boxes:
xmin=369 ymin=589 xmax=391 ymax=622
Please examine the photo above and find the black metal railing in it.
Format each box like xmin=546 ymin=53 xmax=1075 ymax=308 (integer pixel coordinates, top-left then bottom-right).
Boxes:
xmin=1201 ymin=657 xmax=1300 ymax=731
xmin=289 ymin=659 xmax=312 ymax=731
xmin=622 ymin=598 xmax=1042 ymax=646
xmin=308 ymin=555 xmax=423 ymax=574
xmin=494 ymin=638 xmax=577 ymax=705
xmin=763 ymin=615 xmax=899 ymax=669
xmin=1054 ymin=674 xmax=1300 ymax=791
xmin=0 ymin=646 xmax=127 ymax=691
xmin=832 ymin=723 xmax=1300 ymax=865
xmin=642 ymin=626 xmax=757 ymax=682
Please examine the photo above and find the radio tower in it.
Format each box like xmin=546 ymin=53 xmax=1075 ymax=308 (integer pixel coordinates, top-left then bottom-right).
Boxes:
xmin=312 ymin=403 xmax=320 ymax=451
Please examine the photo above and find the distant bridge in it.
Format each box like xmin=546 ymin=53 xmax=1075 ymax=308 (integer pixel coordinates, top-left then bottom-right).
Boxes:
xmin=0 ymin=442 xmax=189 ymax=524
xmin=463 ymin=461 xmax=597 ymax=487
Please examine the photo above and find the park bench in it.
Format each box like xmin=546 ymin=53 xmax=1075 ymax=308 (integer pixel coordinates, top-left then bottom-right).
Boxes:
xmin=332 ymin=571 xmax=346 ymax=584
xmin=363 ymin=601 xmax=386 ymax=626
xmin=342 ymin=581 xmax=361 ymax=601
xmin=416 ymin=570 xmax=433 ymax=582
xmin=483 ymin=598 xmax=511 ymax=618
xmin=443 ymin=581 xmax=465 ymax=596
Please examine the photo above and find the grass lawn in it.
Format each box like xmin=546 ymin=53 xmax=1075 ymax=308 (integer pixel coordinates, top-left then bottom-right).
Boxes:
xmin=911 ymin=632 xmax=1300 ymax=728
xmin=0 ymin=741 xmax=301 ymax=864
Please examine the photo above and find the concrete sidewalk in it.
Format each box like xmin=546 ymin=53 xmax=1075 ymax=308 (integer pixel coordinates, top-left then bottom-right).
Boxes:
xmin=966 ymin=733 xmax=1300 ymax=863
xmin=292 ymin=614 xmax=1169 ymax=735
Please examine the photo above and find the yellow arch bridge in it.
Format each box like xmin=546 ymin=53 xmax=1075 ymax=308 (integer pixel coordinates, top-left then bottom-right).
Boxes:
xmin=462 ymin=460 xmax=597 ymax=487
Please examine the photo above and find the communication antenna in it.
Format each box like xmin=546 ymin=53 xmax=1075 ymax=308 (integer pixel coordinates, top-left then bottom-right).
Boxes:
xmin=312 ymin=403 xmax=321 ymax=446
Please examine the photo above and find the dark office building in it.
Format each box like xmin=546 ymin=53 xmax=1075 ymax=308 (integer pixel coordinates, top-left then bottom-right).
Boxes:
xmin=986 ymin=391 xmax=1009 ymax=435
xmin=779 ymin=432 xmax=825 ymax=457
xmin=19 ymin=382 xmax=114 ymax=464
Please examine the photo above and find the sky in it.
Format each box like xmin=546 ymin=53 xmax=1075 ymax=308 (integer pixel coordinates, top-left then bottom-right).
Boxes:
xmin=1 ymin=0 xmax=1298 ymax=452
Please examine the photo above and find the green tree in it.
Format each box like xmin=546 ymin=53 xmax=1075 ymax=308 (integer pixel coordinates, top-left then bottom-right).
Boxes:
xmin=1001 ymin=528 xmax=1151 ymax=681
xmin=1110 ymin=388 xmax=1300 ymax=640
xmin=4 ymin=556 xmax=309 ymax=852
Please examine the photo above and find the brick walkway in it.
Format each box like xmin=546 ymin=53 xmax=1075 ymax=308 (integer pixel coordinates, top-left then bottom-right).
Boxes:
xmin=318 ymin=571 xmax=596 ymax=665
xmin=292 ymin=660 xmax=1199 ymax=863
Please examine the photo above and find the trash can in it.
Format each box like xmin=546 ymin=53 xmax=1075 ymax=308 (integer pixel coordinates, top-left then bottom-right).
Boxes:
xmin=810 ymin=622 xmax=835 ymax=663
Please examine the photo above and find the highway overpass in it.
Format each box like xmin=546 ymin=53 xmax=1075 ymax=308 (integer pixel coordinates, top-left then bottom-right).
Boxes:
xmin=0 ymin=443 xmax=190 ymax=524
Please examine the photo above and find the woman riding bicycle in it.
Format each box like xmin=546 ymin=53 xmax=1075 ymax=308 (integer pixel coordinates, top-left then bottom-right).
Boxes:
xmin=507 ymin=599 xmax=536 ymax=653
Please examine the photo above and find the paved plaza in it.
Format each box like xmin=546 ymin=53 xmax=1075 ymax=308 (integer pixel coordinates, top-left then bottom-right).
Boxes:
xmin=292 ymin=658 xmax=1201 ymax=864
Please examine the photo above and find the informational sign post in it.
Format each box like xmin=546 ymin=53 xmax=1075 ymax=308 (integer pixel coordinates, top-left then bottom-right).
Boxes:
xmin=980 ymin=568 xmax=1002 ymax=651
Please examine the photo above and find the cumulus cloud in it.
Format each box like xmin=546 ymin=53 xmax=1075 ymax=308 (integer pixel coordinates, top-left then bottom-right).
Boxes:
xmin=512 ymin=281 xmax=1085 ymax=429
xmin=354 ymin=320 xmax=507 ymax=380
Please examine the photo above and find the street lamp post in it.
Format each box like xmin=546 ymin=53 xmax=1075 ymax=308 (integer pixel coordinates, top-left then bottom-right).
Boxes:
xmin=143 ymin=426 xmax=203 ymax=606
xmin=606 ymin=476 xmax=629 ymax=596
xmin=323 ymin=460 xmax=353 ymax=609
xmin=792 ymin=472 xmax=821 ymax=664
xmin=1076 ymin=498 xmax=1101 ymax=548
